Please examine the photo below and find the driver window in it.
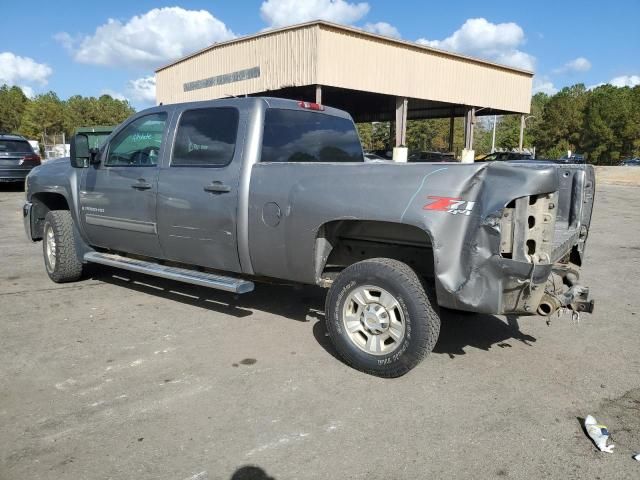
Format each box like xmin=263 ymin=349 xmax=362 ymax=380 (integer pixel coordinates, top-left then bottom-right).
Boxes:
xmin=105 ymin=113 xmax=167 ymax=167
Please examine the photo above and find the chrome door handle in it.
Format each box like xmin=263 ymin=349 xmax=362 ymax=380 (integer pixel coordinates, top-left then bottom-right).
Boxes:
xmin=204 ymin=182 xmax=231 ymax=194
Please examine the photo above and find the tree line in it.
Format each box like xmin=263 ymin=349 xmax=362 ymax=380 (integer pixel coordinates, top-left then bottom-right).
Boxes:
xmin=0 ymin=85 xmax=135 ymax=142
xmin=357 ymin=83 xmax=640 ymax=164
xmin=2 ymin=82 xmax=638 ymax=164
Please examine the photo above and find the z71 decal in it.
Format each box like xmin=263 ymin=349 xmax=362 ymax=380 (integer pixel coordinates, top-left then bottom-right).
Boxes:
xmin=423 ymin=196 xmax=475 ymax=216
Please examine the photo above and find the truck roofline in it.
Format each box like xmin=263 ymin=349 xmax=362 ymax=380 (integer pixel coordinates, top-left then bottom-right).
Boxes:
xmin=136 ymin=96 xmax=353 ymax=121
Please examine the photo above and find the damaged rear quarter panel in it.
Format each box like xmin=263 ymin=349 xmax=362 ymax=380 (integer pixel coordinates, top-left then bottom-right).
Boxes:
xmin=247 ymin=161 xmax=560 ymax=314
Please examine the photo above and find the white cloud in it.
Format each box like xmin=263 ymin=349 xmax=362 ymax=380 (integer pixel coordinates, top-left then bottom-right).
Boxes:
xmin=127 ymin=76 xmax=156 ymax=104
xmin=260 ymin=0 xmax=369 ymax=28
xmin=19 ymin=85 xmax=35 ymax=98
xmin=416 ymin=18 xmax=535 ymax=71
xmin=566 ymin=57 xmax=591 ymax=72
xmin=554 ymin=57 xmax=591 ymax=74
xmin=0 ymin=52 xmax=52 ymax=87
xmin=493 ymin=50 xmax=536 ymax=71
xmin=588 ymin=74 xmax=640 ymax=90
xmin=53 ymin=32 xmax=74 ymax=50
xmin=532 ymin=78 xmax=558 ymax=95
xmin=57 ymin=7 xmax=235 ymax=70
xmin=363 ymin=22 xmax=400 ymax=38
xmin=609 ymin=75 xmax=640 ymax=88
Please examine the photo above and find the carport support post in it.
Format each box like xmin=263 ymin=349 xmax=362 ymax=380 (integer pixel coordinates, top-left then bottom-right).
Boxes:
xmin=518 ymin=114 xmax=525 ymax=151
xmin=393 ymin=97 xmax=408 ymax=162
xmin=395 ymin=97 xmax=408 ymax=147
xmin=491 ymin=115 xmax=497 ymax=153
xmin=315 ymin=84 xmax=322 ymax=104
xmin=463 ymin=107 xmax=475 ymax=150
xmin=462 ymin=107 xmax=475 ymax=163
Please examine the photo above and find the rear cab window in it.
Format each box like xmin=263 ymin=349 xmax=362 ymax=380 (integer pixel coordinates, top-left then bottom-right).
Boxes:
xmin=171 ymin=107 xmax=239 ymax=167
xmin=261 ymin=109 xmax=363 ymax=163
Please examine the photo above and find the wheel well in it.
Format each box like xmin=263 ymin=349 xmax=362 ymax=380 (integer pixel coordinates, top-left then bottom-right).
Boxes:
xmin=30 ymin=193 xmax=70 ymax=240
xmin=315 ymin=220 xmax=435 ymax=283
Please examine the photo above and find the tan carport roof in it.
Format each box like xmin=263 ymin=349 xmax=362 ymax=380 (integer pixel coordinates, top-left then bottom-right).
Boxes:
xmin=155 ymin=20 xmax=533 ymax=120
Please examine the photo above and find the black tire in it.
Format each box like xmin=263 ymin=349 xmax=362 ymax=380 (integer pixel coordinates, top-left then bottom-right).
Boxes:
xmin=42 ymin=210 xmax=84 ymax=283
xmin=325 ymin=258 xmax=440 ymax=378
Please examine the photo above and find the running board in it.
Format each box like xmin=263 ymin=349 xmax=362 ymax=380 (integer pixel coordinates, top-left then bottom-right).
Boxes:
xmin=84 ymin=252 xmax=254 ymax=294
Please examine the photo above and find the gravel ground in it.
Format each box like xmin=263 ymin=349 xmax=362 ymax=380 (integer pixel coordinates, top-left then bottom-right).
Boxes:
xmin=1 ymin=183 xmax=639 ymax=480
xmin=594 ymin=166 xmax=640 ymax=186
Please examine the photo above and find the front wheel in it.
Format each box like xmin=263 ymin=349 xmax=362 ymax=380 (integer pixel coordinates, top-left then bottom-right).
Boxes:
xmin=325 ymin=258 xmax=441 ymax=378
xmin=42 ymin=210 xmax=85 ymax=283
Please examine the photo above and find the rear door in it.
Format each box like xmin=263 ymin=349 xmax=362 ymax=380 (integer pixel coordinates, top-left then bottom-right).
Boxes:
xmin=156 ymin=106 xmax=243 ymax=272
xmin=80 ymin=111 xmax=169 ymax=257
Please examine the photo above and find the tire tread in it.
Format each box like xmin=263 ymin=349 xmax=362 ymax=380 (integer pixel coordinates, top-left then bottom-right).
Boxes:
xmin=44 ymin=210 xmax=84 ymax=283
xmin=325 ymin=258 xmax=440 ymax=378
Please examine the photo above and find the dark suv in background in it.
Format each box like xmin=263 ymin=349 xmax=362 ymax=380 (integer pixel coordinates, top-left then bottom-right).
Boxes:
xmin=476 ymin=151 xmax=534 ymax=162
xmin=0 ymin=134 xmax=41 ymax=183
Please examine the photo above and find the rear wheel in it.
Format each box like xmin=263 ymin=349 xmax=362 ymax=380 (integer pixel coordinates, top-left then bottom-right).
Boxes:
xmin=325 ymin=258 xmax=440 ymax=378
xmin=42 ymin=210 xmax=84 ymax=283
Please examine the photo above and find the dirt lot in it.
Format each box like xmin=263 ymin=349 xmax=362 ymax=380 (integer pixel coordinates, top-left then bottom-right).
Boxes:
xmin=1 ymin=183 xmax=639 ymax=480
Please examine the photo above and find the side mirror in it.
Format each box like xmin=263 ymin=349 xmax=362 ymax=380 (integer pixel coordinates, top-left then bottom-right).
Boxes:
xmin=70 ymin=134 xmax=90 ymax=168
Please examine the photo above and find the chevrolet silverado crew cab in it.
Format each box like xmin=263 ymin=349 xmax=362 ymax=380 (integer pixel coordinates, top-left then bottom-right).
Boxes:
xmin=23 ymin=97 xmax=596 ymax=377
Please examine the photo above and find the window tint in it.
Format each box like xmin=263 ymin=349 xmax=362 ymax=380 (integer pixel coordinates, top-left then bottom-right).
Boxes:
xmin=105 ymin=113 xmax=167 ymax=167
xmin=261 ymin=109 xmax=363 ymax=163
xmin=172 ymin=108 xmax=239 ymax=167
xmin=0 ymin=140 xmax=33 ymax=154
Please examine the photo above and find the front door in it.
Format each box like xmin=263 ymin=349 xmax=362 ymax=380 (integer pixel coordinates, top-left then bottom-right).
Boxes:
xmin=157 ymin=106 xmax=242 ymax=272
xmin=80 ymin=112 xmax=168 ymax=258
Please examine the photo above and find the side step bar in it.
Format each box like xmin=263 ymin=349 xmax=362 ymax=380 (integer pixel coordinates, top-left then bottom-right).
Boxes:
xmin=84 ymin=252 xmax=254 ymax=294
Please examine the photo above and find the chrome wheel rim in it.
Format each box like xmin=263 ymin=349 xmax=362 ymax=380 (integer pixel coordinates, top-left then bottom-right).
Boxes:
xmin=45 ymin=224 xmax=56 ymax=271
xmin=342 ymin=285 xmax=406 ymax=356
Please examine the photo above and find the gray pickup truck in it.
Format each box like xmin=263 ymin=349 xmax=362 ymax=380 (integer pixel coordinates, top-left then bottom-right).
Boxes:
xmin=23 ymin=97 xmax=595 ymax=377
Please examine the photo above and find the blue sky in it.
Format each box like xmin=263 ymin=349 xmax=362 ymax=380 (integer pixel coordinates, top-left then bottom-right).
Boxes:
xmin=1 ymin=0 xmax=639 ymax=109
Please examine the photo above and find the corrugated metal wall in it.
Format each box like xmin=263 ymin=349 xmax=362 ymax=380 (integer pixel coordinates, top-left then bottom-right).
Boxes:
xmin=316 ymin=25 xmax=532 ymax=113
xmin=156 ymin=22 xmax=532 ymax=114
xmin=156 ymin=25 xmax=319 ymax=104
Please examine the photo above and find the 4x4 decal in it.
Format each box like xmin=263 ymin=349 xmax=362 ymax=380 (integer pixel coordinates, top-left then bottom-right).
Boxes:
xmin=423 ymin=196 xmax=475 ymax=216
